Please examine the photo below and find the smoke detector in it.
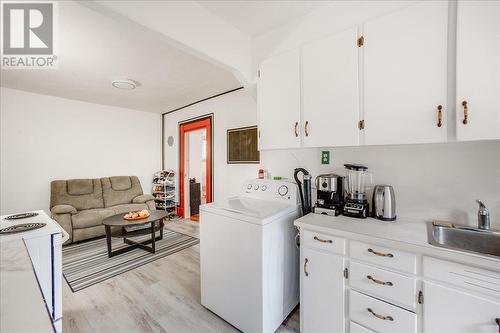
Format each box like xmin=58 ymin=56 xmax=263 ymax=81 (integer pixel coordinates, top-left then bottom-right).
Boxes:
xmin=111 ymin=79 xmax=138 ymax=90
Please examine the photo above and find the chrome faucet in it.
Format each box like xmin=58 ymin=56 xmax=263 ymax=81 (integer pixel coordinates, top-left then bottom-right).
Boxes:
xmin=476 ymin=200 xmax=490 ymax=230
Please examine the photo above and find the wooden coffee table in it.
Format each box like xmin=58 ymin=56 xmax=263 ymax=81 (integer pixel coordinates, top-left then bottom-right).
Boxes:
xmin=102 ymin=210 xmax=168 ymax=258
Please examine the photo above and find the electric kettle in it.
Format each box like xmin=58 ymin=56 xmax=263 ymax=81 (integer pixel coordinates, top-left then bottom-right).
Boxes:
xmin=372 ymin=185 xmax=396 ymax=221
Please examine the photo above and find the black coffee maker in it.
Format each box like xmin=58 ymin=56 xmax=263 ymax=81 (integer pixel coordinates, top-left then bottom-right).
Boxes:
xmin=315 ymin=173 xmax=344 ymax=216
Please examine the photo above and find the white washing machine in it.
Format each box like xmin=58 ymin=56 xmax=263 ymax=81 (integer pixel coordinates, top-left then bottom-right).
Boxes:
xmin=200 ymin=179 xmax=300 ymax=333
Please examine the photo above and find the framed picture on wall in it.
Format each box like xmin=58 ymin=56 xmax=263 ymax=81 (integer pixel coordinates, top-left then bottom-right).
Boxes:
xmin=227 ymin=126 xmax=260 ymax=164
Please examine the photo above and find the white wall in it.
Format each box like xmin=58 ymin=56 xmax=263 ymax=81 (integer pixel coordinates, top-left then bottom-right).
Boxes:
xmin=163 ymin=88 xmax=260 ymax=202
xmin=0 ymin=87 xmax=161 ymax=215
xmin=261 ymin=141 xmax=500 ymax=229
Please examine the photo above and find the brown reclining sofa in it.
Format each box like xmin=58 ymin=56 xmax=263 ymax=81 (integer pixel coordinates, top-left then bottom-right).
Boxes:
xmin=50 ymin=176 xmax=155 ymax=244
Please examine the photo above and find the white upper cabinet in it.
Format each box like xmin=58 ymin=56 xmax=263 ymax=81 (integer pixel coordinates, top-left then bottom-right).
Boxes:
xmin=302 ymin=27 xmax=360 ymax=147
xmin=456 ymin=1 xmax=500 ymax=141
xmin=257 ymin=49 xmax=301 ymax=150
xmin=363 ymin=2 xmax=448 ymax=145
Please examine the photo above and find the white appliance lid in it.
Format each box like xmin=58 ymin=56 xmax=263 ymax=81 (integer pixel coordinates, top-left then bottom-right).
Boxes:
xmin=202 ymin=197 xmax=298 ymax=223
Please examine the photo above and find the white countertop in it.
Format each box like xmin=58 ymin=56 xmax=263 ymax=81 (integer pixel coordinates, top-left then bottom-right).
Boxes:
xmin=0 ymin=210 xmax=65 ymax=333
xmin=0 ymin=239 xmax=54 ymax=333
xmin=295 ymin=213 xmax=500 ymax=271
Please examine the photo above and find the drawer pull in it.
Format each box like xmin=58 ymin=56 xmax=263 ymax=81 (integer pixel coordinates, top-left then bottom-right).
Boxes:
xmin=367 ymin=308 xmax=394 ymax=321
xmin=368 ymin=248 xmax=394 ymax=258
xmin=304 ymin=258 xmax=309 ymax=277
xmin=294 ymin=122 xmax=299 ymax=137
xmin=367 ymin=275 xmax=393 ymax=286
xmin=314 ymin=236 xmax=333 ymax=244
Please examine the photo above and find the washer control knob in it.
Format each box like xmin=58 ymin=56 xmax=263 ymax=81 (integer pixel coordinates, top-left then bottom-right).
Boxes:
xmin=247 ymin=184 xmax=252 ymax=190
xmin=261 ymin=185 xmax=268 ymax=191
xmin=278 ymin=185 xmax=289 ymax=196
xmin=254 ymin=184 xmax=259 ymax=190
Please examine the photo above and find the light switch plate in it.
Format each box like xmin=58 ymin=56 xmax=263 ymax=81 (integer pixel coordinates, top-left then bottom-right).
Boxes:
xmin=321 ymin=151 xmax=330 ymax=165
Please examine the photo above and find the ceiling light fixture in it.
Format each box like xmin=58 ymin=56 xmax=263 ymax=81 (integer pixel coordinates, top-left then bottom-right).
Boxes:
xmin=111 ymin=79 xmax=138 ymax=90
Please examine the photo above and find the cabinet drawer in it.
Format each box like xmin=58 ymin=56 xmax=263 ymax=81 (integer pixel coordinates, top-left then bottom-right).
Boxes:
xmin=350 ymin=321 xmax=375 ymax=333
xmin=350 ymin=241 xmax=417 ymax=274
xmin=350 ymin=290 xmax=417 ymax=333
xmin=350 ymin=262 xmax=417 ymax=310
xmin=303 ymin=230 xmax=345 ymax=255
xmin=423 ymin=256 xmax=500 ymax=299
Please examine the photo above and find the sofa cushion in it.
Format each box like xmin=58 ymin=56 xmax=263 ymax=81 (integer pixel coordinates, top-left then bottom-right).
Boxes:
xmin=101 ymin=176 xmax=143 ymax=207
xmin=71 ymin=208 xmax=116 ymax=229
xmin=51 ymin=204 xmax=77 ymax=215
xmin=50 ymin=179 xmax=104 ymax=211
xmin=73 ymin=225 xmax=106 ymax=242
xmin=51 ymin=212 xmax=73 ymax=244
xmin=110 ymin=176 xmax=132 ymax=191
xmin=67 ymin=179 xmax=94 ymax=195
xmin=111 ymin=203 xmax=149 ymax=215
xmin=132 ymin=194 xmax=155 ymax=204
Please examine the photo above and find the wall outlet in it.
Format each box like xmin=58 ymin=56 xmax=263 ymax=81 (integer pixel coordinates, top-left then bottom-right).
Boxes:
xmin=321 ymin=151 xmax=330 ymax=164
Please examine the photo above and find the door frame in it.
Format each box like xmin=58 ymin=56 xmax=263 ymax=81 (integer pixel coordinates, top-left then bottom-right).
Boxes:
xmin=178 ymin=114 xmax=213 ymax=218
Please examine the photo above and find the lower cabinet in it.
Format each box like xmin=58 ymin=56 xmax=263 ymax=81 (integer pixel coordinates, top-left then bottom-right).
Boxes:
xmin=299 ymin=228 xmax=500 ymax=333
xmin=423 ymin=281 xmax=500 ymax=333
xmin=300 ymin=247 xmax=345 ymax=333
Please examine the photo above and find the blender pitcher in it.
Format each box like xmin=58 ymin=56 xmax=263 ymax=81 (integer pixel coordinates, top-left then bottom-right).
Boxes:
xmin=343 ymin=164 xmax=372 ymax=218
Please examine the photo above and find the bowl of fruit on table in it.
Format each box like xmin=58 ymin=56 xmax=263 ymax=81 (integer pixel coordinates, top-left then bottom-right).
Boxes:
xmin=123 ymin=210 xmax=150 ymax=221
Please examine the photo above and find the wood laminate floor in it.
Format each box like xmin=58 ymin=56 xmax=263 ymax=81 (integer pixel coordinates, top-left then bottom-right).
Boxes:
xmin=62 ymin=219 xmax=300 ymax=333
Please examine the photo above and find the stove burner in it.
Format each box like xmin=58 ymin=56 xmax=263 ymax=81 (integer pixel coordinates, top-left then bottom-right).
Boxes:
xmin=0 ymin=223 xmax=46 ymax=235
xmin=4 ymin=212 xmax=39 ymax=220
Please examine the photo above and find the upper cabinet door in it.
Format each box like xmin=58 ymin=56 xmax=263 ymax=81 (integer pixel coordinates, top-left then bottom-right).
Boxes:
xmin=302 ymin=27 xmax=360 ymax=147
xmin=364 ymin=2 xmax=448 ymax=145
xmin=456 ymin=1 xmax=500 ymax=141
xmin=258 ymin=49 xmax=301 ymax=150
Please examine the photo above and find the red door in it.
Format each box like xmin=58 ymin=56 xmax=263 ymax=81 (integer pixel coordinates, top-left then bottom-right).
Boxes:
xmin=178 ymin=116 xmax=212 ymax=218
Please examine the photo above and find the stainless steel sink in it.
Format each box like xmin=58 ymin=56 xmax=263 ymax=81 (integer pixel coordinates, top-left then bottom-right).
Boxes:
xmin=427 ymin=221 xmax=500 ymax=259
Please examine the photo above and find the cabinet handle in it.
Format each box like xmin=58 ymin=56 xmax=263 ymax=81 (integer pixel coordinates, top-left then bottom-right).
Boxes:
xmin=367 ymin=248 xmax=394 ymax=258
xmin=303 ymin=258 xmax=309 ymax=277
xmin=367 ymin=308 xmax=394 ymax=321
xmin=367 ymin=275 xmax=393 ymax=286
xmin=314 ymin=236 xmax=333 ymax=244
xmin=305 ymin=121 xmax=309 ymax=137
xmin=462 ymin=101 xmax=468 ymax=124
xmin=437 ymin=105 xmax=443 ymax=127
xmin=294 ymin=122 xmax=299 ymax=137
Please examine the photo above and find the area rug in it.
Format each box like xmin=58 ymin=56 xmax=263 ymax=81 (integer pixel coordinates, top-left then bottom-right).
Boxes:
xmin=62 ymin=230 xmax=199 ymax=292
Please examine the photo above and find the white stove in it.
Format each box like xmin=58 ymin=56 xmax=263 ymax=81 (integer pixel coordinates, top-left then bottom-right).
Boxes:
xmin=0 ymin=210 xmax=67 ymax=332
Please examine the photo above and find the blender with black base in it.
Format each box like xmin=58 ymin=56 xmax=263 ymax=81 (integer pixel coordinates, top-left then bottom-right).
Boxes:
xmin=342 ymin=164 xmax=371 ymax=218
